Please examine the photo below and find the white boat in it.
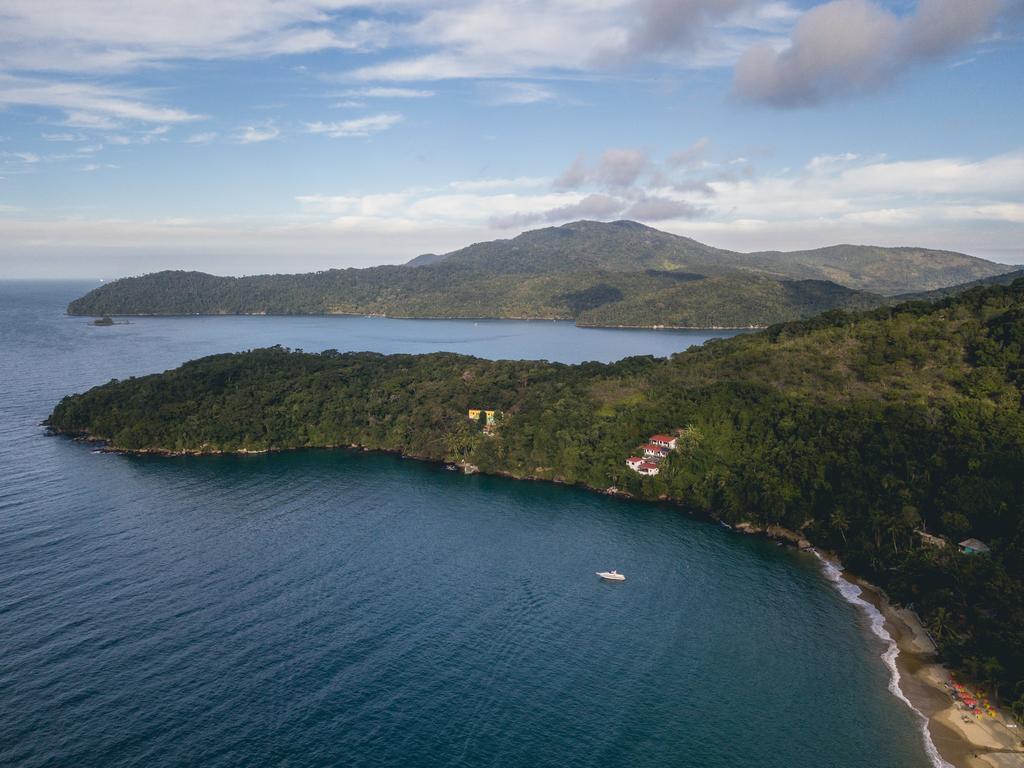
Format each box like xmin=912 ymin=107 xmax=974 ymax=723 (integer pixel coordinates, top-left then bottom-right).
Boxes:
xmin=596 ymin=570 xmax=625 ymax=582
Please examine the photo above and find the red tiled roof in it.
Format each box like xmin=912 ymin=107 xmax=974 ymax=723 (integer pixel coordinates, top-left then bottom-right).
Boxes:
xmin=650 ymin=434 xmax=674 ymax=441
xmin=639 ymin=461 xmax=659 ymax=470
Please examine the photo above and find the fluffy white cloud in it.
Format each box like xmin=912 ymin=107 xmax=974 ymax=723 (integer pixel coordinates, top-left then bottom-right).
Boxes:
xmin=234 ymin=125 xmax=280 ymax=144
xmin=555 ymin=149 xmax=651 ymax=190
xmin=734 ymin=0 xmax=1009 ymax=106
xmin=0 ymin=1 xmax=391 ymax=72
xmin=624 ymin=0 xmax=757 ymax=56
xmin=625 ymin=195 xmax=703 ymax=220
xmin=3 ymin=146 xmax=1022 ymax=278
xmin=349 ymin=0 xmax=788 ymax=81
xmin=299 ymin=148 xmax=1024 ymax=258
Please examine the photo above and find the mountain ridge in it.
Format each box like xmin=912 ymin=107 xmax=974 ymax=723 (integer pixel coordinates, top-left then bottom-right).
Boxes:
xmin=67 ymin=220 xmax=1011 ymax=328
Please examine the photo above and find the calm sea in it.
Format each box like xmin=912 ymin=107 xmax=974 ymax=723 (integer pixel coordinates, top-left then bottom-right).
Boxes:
xmin=0 ymin=281 xmax=932 ymax=768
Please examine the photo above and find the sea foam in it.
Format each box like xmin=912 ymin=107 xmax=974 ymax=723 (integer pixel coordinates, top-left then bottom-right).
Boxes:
xmin=815 ymin=552 xmax=953 ymax=768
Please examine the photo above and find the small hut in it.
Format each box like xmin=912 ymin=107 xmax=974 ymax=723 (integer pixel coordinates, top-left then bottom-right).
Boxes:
xmin=958 ymin=538 xmax=990 ymax=555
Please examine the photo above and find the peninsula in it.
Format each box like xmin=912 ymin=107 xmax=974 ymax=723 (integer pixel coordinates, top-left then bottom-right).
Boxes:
xmin=65 ymin=220 xmax=1011 ymax=329
xmin=49 ymin=279 xmax=1024 ymax=731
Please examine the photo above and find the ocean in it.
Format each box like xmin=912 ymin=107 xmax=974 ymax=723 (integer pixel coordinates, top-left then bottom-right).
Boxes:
xmin=0 ymin=281 xmax=933 ymax=767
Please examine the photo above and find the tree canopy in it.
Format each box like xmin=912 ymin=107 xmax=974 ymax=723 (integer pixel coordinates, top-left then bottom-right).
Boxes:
xmin=50 ymin=279 xmax=1024 ymax=718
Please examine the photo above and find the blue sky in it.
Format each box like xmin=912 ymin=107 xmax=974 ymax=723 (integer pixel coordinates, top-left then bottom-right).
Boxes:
xmin=0 ymin=0 xmax=1022 ymax=278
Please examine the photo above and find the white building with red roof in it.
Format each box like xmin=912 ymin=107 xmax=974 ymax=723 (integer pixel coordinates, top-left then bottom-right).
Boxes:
xmin=642 ymin=444 xmax=668 ymax=459
xmin=649 ymin=434 xmax=677 ymax=450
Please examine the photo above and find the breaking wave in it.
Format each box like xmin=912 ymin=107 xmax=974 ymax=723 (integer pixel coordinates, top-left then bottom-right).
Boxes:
xmin=815 ymin=552 xmax=953 ymax=768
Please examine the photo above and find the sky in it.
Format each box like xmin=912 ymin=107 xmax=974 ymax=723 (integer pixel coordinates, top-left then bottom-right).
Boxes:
xmin=0 ymin=0 xmax=1022 ymax=279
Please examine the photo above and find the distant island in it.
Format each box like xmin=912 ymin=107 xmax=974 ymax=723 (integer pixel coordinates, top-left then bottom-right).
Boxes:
xmin=65 ymin=220 xmax=1011 ymax=328
xmin=49 ymin=280 xmax=1024 ymax=720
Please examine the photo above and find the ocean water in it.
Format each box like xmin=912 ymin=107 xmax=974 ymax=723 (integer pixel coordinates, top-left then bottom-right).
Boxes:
xmin=0 ymin=281 xmax=933 ymax=768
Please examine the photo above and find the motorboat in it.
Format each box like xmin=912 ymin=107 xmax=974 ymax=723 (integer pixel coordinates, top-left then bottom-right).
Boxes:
xmin=596 ymin=570 xmax=625 ymax=582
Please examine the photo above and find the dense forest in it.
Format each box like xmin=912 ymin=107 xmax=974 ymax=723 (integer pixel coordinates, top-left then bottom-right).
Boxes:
xmin=50 ymin=280 xmax=1024 ymax=719
xmin=66 ymin=220 xmax=1008 ymax=328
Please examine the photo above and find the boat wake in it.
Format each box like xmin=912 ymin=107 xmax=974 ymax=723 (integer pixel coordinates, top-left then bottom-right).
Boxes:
xmin=815 ymin=552 xmax=953 ymax=768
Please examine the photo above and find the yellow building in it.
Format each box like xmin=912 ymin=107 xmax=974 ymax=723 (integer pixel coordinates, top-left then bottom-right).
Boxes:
xmin=468 ymin=409 xmax=497 ymax=425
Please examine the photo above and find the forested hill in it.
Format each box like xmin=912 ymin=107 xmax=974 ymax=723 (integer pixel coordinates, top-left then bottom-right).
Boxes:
xmin=66 ymin=220 xmax=1009 ymax=328
xmin=50 ymin=281 xmax=1024 ymax=710
xmin=897 ymin=267 xmax=1024 ymax=302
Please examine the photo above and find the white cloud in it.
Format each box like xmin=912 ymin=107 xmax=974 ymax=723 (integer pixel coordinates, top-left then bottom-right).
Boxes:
xmin=338 ymin=86 xmax=435 ymax=99
xmin=184 ymin=132 xmax=219 ymax=144
xmin=555 ymin=148 xmax=651 ymax=189
xmin=806 ymin=152 xmax=859 ymax=172
xmin=667 ymin=138 xmax=711 ymax=169
xmin=61 ymin=111 xmax=123 ymax=130
xmin=624 ymin=0 xmax=758 ymax=56
xmin=0 ymin=74 xmax=203 ymax=127
xmin=3 ymin=147 xmax=1022 ymax=278
xmin=0 ymin=1 xmax=391 ymax=72
xmin=295 ymin=146 xmax=1024 ymax=259
xmin=305 ymin=113 xmax=404 ymax=138
xmin=449 ymin=177 xmax=549 ymax=191
xmin=41 ymin=132 xmax=82 ymax=142
xmin=734 ymin=0 xmax=1008 ymax=106
xmin=625 ymin=194 xmax=703 ymax=220
xmin=484 ymin=81 xmax=556 ymax=105
xmin=1 ymin=151 xmax=40 ymax=164
xmin=234 ymin=125 xmax=280 ymax=144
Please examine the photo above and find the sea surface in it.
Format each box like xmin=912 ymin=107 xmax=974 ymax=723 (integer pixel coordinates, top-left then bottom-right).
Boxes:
xmin=0 ymin=281 xmax=933 ymax=768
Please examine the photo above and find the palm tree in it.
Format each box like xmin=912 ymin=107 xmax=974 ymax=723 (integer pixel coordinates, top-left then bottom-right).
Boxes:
xmin=830 ymin=508 xmax=849 ymax=545
xmin=981 ymin=656 xmax=1004 ymax=701
xmin=928 ymin=607 xmax=956 ymax=645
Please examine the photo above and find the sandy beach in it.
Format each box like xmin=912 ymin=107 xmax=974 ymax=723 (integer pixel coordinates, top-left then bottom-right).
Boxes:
xmin=840 ymin=571 xmax=1024 ymax=768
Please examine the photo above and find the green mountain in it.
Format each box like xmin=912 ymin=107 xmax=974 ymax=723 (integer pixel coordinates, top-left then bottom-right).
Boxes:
xmin=48 ymin=280 xmax=1024 ymax=712
xmin=896 ymin=267 xmax=1024 ymax=302
xmin=66 ymin=220 xmax=1009 ymax=328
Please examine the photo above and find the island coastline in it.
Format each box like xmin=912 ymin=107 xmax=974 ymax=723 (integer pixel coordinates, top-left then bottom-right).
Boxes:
xmin=831 ymin=567 xmax=1024 ymax=768
xmin=50 ymin=429 xmax=1024 ymax=768
xmin=68 ymin=309 xmax=764 ymax=331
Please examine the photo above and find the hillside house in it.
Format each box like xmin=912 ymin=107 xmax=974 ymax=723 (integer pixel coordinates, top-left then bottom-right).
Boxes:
xmin=958 ymin=538 xmax=990 ymax=555
xmin=467 ymin=409 xmax=497 ymax=426
xmin=636 ymin=461 xmax=660 ymax=476
xmin=642 ymin=444 xmax=668 ymax=460
xmin=625 ymin=457 xmax=644 ymax=470
xmin=649 ymin=434 xmax=677 ymax=450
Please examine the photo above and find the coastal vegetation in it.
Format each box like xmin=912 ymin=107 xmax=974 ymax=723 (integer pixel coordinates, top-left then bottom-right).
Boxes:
xmin=65 ymin=220 xmax=1009 ymax=328
xmin=49 ymin=279 xmax=1024 ymax=716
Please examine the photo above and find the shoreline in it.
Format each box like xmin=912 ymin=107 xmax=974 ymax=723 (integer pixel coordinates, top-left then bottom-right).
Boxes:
xmin=49 ymin=430 xmax=1023 ymax=767
xmin=818 ymin=557 xmax=1024 ymax=768
xmin=65 ymin=310 xmax=765 ymax=331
